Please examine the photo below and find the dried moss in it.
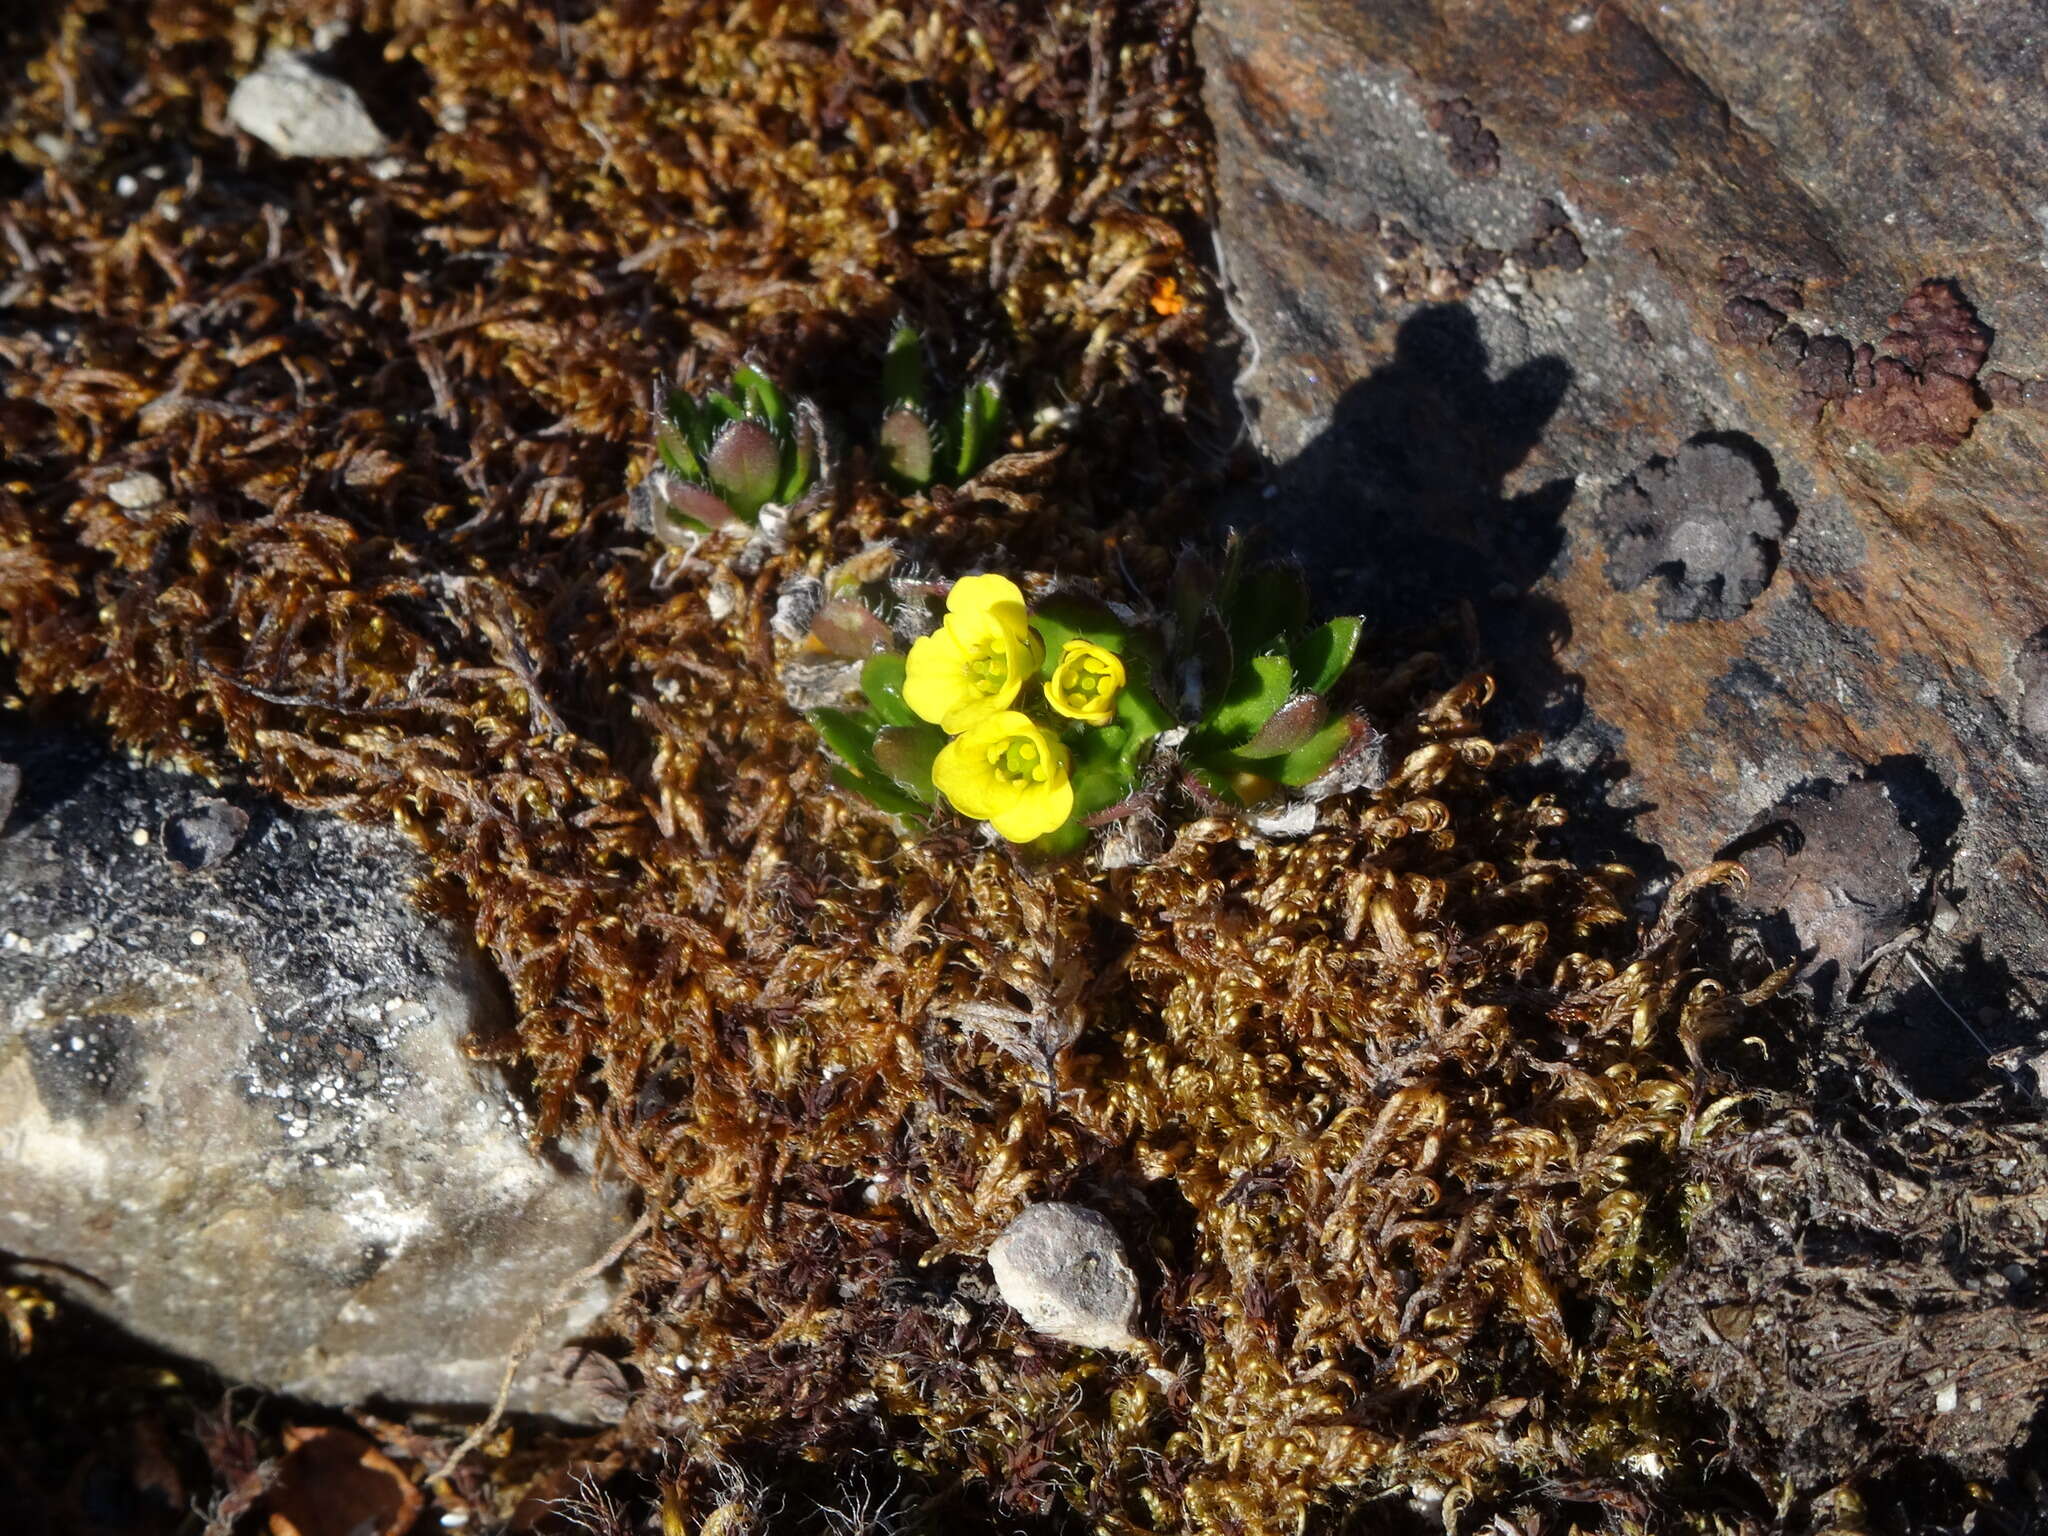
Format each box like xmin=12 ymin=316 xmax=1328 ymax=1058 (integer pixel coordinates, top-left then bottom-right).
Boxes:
xmin=1 ymin=3 xmax=1778 ymax=1531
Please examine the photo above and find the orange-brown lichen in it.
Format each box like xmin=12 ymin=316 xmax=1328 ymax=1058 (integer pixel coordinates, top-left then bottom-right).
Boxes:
xmin=0 ymin=3 xmax=1775 ymax=1531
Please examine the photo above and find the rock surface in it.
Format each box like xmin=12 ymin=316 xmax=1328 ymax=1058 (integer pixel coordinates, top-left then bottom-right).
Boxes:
xmin=227 ymin=52 xmax=388 ymax=160
xmin=0 ymin=726 xmax=629 ymax=1416
xmin=986 ymin=1203 xmax=1141 ymax=1351
xmin=1199 ymin=0 xmax=2048 ymax=1487
xmin=1199 ymin=0 xmax=2048 ymax=925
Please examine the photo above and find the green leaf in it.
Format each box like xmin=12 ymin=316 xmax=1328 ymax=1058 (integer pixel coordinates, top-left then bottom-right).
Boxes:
xmin=651 ymin=480 xmax=738 ymax=544
xmin=817 ymin=706 xmax=933 ymax=821
xmin=706 ymin=420 xmax=781 ymax=518
xmin=1184 ymin=761 xmax=1243 ymax=808
xmin=1292 ymin=617 xmax=1361 ymax=697
xmin=1031 ymin=818 xmax=1089 ymax=857
xmin=779 ymin=406 xmax=819 ymax=504
xmin=871 ymin=725 xmax=944 ymax=803
xmin=1071 ymin=764 xmax=1131 ymax=824
xmin=1273 ymin=714 xmax=1357 ymax=787
xmin=1069 ymin=723 xmax=1130 ymax=794
xmin=1228 ymin=565 xmax=1309 ymax=658
xmin=881 ymin=325 xmax=926 ymax=410
xmin=1113 ymin=678 xmax=1175 ymax=776
xmin=879 ymin=406 xmax=936 ymax=490
xmin=732 ymin=365 xmax=788 ymax=430
xmin=830 ymin=764 xmax=929 ymax=822
xmin=657 ymin=394 xmax=702 ymax=479
xmin=1204 ymin=653 xmax=1293 ymax=744
xmin=1236 ymin=693 xmax=1329 ymax=758
xmin=811 ymin=707 xmax=884 ymax=779
xmin=860 ymin=653 xmax=920 ymax=727
xmin=954 ymin=378 xmax=1003 ymax=479
xmin=811 ymin=599 xmax=893 ymax=660
xmin=703 ymin=389 xmax=745 ymax=425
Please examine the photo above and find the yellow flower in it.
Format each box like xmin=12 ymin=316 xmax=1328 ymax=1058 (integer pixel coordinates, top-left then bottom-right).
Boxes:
xmin=1043 ymin=638 xmax=1126 ymax=726
xmin=931 ymin=711 xmax=1075 ymax=843
xmin=902 ymin=573 xmax=1041 ymax=734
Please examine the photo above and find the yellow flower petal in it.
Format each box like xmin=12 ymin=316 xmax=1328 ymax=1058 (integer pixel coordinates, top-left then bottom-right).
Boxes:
xmin=944 ymin=572 xmax=1028 ymax=623
xmin=988 ymin=776 xmax=1074 ymax=843
xmin=931 ymin=711 xmax=1074 ymax=844
xmin=902 ymin=627 xmax=975 ymax=729
xmin=1044 ymin=639 xmax=1126 ymax=727
xmin=903 ymin=574 xmax=1042 ymax=734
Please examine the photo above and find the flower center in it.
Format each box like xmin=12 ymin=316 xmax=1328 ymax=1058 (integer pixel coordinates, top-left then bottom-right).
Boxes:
xmin=987 ymin=735 xmax=1046 ymax=785
xmin=1061 ymin=654 xmax=1115 ymax=703
xmin=965 ymin=642 xmax=1010 ymax=696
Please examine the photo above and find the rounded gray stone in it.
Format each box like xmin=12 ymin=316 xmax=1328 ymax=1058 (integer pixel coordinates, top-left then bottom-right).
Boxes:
xmin=0 ymin=728 xmax=628 ymax=1415
xmin=986 ymin=1202 xmax=1141 ymax=1351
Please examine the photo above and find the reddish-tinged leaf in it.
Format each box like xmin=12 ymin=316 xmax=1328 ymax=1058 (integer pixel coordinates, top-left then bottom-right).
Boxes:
xmin=879 ymin=405 xmax=935 ymax=488
xmin=809 ymin=598 xmax=893 ymax=659
xmin=652 ymin=479 xmax=736 ymax=543
xmin=706 ymin=419 xmax=782 ymax=515
xmin=1238 ymin=693 xmax=1328 ymax=757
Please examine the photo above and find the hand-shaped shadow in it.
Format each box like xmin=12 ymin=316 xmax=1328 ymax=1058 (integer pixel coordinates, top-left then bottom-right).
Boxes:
xmin=1232 ymin=303 xmax=1667 ymax=875
xmin=1249 ymin=302 xmax=1572 ymax=635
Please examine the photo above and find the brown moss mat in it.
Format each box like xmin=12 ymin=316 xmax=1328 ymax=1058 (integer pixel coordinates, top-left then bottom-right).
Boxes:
xmin=2 ymin=4 xmax=1781 ymax=1532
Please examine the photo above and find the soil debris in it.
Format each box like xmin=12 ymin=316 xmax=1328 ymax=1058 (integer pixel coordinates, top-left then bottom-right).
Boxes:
xmin=1652 ymin=1115 xmax=2048 ymax=1489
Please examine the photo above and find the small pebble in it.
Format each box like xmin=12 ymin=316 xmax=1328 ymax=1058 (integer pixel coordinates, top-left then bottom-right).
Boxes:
xmin=988 ymin=1202 xmax=1143 ymax=1352
xmin=228 ymin=52 xmax=389 ymax=160
xmin=107 ymin=471 xmax=167 ymax=510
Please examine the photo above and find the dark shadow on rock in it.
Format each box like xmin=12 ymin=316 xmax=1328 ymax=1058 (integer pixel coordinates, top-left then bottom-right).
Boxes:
xmin=1234 ymin=304 xmax=1572 ymax=629
xmin=309 ymin=28 xmax=439 ymax=152
xmin=1220 ymin=304 xmax=1669 ymax=878
xmin=0 ymin=716 xmax=116 ymax=833
xmin=1860 ymin=939 xmax=2036 ymax=1106
xmin=1867 ymin=751 xmax=1965 ymax=865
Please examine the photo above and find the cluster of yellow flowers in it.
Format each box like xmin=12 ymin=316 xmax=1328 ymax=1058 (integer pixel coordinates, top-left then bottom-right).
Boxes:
xmin=902 ymin=575 xmax=1130 ymax=843
xmin=807 ymin=548 xmax=1365 ymax=851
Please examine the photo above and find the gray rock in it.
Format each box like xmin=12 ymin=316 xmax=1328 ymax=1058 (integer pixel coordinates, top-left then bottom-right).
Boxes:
xmin=1727 ymin=777 xmax=1931 ymax=988
xmin=227 ymin=53 xmax=388 ymax=160
xmin=0 ymin=728 xmax=629 ymax=1415
xmin=986 ymin=1203 xmax=1141 ymax=1351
